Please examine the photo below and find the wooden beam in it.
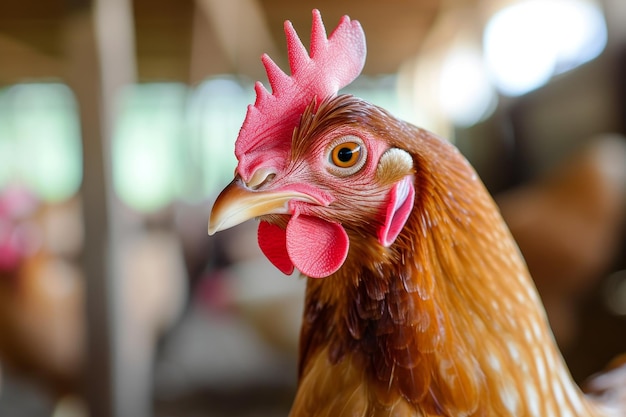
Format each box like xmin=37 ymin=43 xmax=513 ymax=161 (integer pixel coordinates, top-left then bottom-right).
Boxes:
xmin=0 ymin=34 xmax=63 ymax=84
xmin=195 ymin=0 xmax=279 ymax=80
xmin=64 ymin=1 xmax=153 ymax=416
xmin=189 ymin=2 xmax=230 ymax=84
xmin=63 ymin=9 xmax=114 ymax=416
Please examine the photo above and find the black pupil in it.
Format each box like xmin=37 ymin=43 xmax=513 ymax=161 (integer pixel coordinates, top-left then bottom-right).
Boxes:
xmin=337 ymin=146 xmax=355 ymax=162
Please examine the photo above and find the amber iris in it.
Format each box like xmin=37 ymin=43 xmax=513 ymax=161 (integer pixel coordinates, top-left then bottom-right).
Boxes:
xmin=331 ymin=142 xmax=361 ymax=168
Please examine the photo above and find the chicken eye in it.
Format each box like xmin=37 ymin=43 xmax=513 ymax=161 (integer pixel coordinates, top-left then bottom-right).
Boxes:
xmin=332 ymin=142 xmax=361 ymax=168
xmin=327 ymin=136 xmax=367 ymax=177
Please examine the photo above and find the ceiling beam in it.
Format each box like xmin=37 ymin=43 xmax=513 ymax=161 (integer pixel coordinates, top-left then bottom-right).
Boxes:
xmin=0 ymin=35 xmax=62 ymax=84
xmin=194 ymin=0 xmax=279 ymax=80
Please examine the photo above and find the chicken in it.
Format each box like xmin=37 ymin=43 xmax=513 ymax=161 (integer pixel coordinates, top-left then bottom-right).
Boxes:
xmin=0 ymin=187 xmax=187 ymax=412
xmin=208 ymin=10 xmax=626 ymax=417
xmin=0 ymin=189 xmax=84 ymax=393
xmin=498 ymin=135 xmax=626 ymax=349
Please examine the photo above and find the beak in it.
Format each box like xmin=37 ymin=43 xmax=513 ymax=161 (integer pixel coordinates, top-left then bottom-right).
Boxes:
xmin=208 ymin=177 xmax=319 ymax=235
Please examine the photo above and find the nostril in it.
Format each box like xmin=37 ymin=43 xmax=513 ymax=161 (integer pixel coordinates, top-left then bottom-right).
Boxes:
xmin=246 ymin=168 xmax=276 ymax=190
xmin=255 ymin=173 xmax=276 ymax=189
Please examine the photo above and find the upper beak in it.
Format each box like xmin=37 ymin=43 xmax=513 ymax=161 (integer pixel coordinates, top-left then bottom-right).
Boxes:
xmin=208 ymin=177 xmax=319 ymax=235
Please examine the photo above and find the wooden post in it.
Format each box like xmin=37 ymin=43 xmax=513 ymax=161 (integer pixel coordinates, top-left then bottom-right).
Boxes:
xmin=64 ymin=0 xmax=151 ymax=416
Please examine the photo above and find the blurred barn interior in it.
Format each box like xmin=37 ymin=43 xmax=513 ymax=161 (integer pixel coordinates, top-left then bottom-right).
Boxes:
xmin=0 ymin=0 xmax=625 ymax=416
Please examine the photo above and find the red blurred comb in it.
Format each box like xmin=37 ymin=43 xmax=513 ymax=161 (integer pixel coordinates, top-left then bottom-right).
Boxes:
xmin=235 ymin=9 xmax=366 ymax=181
xmin=0 ymin=186 xmax=38 ymax=273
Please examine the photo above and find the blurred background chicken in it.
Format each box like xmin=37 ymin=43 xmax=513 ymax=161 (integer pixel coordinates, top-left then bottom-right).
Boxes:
xmin=0 ymin=187 xmax=188 ymax=416
xmin=0 ymin=188 xmax=83 ymax=395
xmin=499 ymin=134 xmax=626 ymax=350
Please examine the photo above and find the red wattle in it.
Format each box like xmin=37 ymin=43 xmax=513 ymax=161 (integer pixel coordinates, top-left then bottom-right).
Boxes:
xmin=258 ymin=221 xmax=295 ymax=275
xmin=286 ymin=214 xmax=349 ymax=278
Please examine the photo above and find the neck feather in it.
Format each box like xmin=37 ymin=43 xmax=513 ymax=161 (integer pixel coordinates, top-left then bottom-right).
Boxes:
xmin=297 ymin=137 xmax=599 ymax=416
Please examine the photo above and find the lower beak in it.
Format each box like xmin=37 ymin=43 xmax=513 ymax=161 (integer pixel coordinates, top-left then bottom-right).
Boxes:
xmin=208 ymin=178 xmax=318 ymax=235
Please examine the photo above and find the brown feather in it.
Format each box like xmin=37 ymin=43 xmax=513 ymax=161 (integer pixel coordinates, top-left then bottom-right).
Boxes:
xmin=286 ymin=95 xmax=615 ymax=416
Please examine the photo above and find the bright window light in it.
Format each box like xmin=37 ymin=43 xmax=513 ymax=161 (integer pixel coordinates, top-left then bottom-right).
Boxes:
xmin=187 ymin=76 xmax=249 ymax=199
xmin=0 ymin=90 xmax=12 ymax=189
xmin=484 ymin=0 xmax=607 ymax=96
xmin=0 ymin=83 xmax=82 ymax=202
xmin=112 ymin=83 xmax=189 ymax=212
xmin=438 ymin=45 xmax=496 ymax=127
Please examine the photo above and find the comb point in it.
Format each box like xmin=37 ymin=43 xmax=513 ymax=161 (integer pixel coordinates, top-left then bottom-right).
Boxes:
xmin=284 ymin=20 xmax=310 ymax=77
xmin=253 ymin=81 xmax=271 ymax=105
xmin=262 ymin=54 xmax=290 ymax=95
xmin=310 ymin=9 xmax=328 ymax=58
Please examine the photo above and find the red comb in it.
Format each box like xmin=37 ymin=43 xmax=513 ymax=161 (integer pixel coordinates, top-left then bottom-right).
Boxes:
xmin=235 ymin=9 xmax=366 ymax=181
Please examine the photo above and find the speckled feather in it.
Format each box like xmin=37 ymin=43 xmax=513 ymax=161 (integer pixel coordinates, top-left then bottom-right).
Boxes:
xmin=284 ymin=95 xmax=619 ymax=417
